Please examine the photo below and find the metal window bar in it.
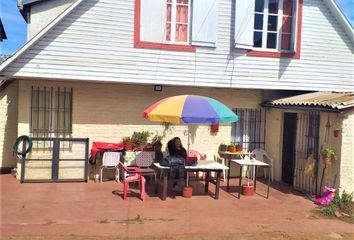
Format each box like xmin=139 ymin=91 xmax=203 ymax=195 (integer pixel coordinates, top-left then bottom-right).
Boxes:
xmin=30 ymin=87 xmax=73 ymax=150
xmin=231 ymin=108 xmax=266 ymax=151
xmin=294 ymin=111 xmax=319 ymax=195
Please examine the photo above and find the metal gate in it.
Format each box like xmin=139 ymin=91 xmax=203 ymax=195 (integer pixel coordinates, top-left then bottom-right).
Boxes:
xmin=20 ymin=138 xmax=89 ymax=183
xmin=293 ymin=111 xmax=320 ymax=195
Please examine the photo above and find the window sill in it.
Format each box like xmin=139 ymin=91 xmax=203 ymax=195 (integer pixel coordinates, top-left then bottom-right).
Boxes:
xmin=134 ymin=41 xmax=196 ymax=52
xmin=247 ymin=50 xmax=300 ymax=59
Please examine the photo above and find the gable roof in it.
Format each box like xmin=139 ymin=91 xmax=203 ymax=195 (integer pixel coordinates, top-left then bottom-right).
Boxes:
xmin=0 ymin=0 xmax=353 ymax=88
xmin=323 ymin=0 xmax=354 ymax=43
xmin=0 ymin=0 xmax=83 ymax=74
xmin=262 ymin=92 xmax=354 ymax=112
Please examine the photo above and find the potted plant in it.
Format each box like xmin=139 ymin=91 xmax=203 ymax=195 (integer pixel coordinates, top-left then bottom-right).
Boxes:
xmin=122 ymin=136 xmax=134 ymax=151
xmin=321 ymin=147 xmax=336 ymax=165
xmin=235 ymin=142 xmax=243 ymax=152
xmin=227 ymin=143 xmax=236 ymax=153
xmin=219 ymin=143 xmax=227 ymax=152
xmin=333 ymin=129 xmax=341 ymax=138
xmin=131 ymin=130 xmax=151 ymax=150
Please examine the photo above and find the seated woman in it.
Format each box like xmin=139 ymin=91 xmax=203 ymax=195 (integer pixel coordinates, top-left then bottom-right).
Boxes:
xmin=168 ymin=137 xmax=187 ymax=191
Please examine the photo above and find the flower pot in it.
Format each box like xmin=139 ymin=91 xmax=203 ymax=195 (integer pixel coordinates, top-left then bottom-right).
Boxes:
xmin=227 ymin=145 xmax=236 ymax=152
xmin=182 ymin=187 xmax=193 ymax=198
xmin=242 ymin=185 xmax=254 ymax=196
xmin=321 ymin=155 xmax=331 ymax=166
xmin=236 ymin=145 xmax=243 ymax=152
xmin=334 ymin=130 xmax=340 ymax=138
xmin=123 ymin=141 xmax=134 ymax=151
xmin=219 ymin=144 xmax=227 ymax=152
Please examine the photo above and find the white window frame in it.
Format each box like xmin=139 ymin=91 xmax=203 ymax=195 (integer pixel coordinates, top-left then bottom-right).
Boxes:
xmin=253 ymin=0 xmax=296 ymax=52
xmin=166 ymin=0 xmax=191 ymax=44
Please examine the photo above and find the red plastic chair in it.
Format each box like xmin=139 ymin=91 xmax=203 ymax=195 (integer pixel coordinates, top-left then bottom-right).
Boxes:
xmin=119 ymin=162 xmax=146 ymax=201
xmin=187 ymin=150 xmax=207 ymax=178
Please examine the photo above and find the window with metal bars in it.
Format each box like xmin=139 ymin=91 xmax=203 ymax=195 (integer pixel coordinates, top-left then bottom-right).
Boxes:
xmin=231 ymin=108 xmax=266 ymax=152
xmin=30 ymin=87 xmax=73 ymax=150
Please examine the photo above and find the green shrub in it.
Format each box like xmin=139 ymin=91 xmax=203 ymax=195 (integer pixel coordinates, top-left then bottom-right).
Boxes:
xmin=323 ymin=202 xmax=337 ymax=216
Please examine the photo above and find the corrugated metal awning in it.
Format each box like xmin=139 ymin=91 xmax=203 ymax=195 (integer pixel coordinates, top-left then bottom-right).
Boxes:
xmin=262 ymin=92 xmax=354 ymax=112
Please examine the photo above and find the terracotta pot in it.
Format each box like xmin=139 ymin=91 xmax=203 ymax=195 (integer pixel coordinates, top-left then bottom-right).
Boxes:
xmin=227 ymin=145 xmax=236 ymax=152
xmin=182 ymin=187 xmax=193 ymax=198
xmin=242 ymin=185 xmax=254 ymax=196
xmin=334 ymin=130 xmax=340 ymax=138
xmin=236 ymin=145 xmax=243 ymax=152
xmin=123 ymin=141 xmax=134 ymax=151
xmin=322 ymin=155 xmax=331 ymax=166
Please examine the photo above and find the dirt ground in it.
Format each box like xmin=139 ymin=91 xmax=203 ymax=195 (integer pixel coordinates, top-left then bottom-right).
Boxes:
xmin=1 ymin=232 xmax=354 ymax=240
xmin=0 ymin=174 xmax=353 ymax=240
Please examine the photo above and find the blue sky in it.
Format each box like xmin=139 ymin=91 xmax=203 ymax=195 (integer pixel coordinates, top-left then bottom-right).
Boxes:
xmin=0 ymin=0 xmax=353 ymax=55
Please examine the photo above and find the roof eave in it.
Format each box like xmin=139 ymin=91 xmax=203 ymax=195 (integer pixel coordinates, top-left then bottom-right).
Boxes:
xmin=261 ymin=102 xmax=343 ymax=113
xmin=323 ymin=0 xmax=354 ymax=43
xmin=0 ymin=0 xmax=84 ymax=74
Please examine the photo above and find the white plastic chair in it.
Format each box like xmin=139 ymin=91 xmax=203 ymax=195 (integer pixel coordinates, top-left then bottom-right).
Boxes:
xmin=252 ymin=148 xmax=274 ymax=181
xmin=99 ymin=151 xmax=121 ymax=183
xmin=214 ymin=153 xmax=227 ymax=182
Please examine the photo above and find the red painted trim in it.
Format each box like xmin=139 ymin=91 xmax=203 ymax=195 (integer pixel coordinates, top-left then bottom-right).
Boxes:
xmin=133 ymin=0 xmax=196 ymax=52
xmin=134 ymin=0 xmax=141 ymax=47
xmin=247 ymin=0 xmax=303 ymax=59
xmin=135 ymin=41 xmax=196 ymax=52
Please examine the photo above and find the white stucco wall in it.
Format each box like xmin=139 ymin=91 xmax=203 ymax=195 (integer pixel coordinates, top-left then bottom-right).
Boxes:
xmin=0 ymin=81 xmax=19 ymax=170
xmin=339 ymin=111 xmax=354 ymax=194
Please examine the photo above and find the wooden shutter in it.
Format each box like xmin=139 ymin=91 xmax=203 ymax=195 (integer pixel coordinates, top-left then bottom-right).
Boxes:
xmin=191 ymin=0 xmax=218 ymax=47
xmin=140 ymin=0 xmax=166 ymax=43
xmin=291 ymin=0 xmax=298 ymax=52
xmin=234 ymin=0 xmax=255 ymax=49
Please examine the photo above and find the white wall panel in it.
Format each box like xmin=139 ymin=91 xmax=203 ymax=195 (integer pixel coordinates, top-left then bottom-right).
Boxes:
xmin=3 ymin=0 xmax=353 ymax=92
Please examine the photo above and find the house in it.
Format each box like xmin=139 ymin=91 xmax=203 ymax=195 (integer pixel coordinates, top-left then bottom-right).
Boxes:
xmin=0 ymin=0 xmax=353 ymax=194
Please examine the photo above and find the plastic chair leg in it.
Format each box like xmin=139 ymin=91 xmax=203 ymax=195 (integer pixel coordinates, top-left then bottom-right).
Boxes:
xmin=115 ymin=168 xmax=119 ymax=183
xmin=99 ymin=168 xmax=103 ymax=183
xmin=140 ymin=176 xmax=146 ymax=201
xmin=123 ymin=181 xmax=128 ymax=200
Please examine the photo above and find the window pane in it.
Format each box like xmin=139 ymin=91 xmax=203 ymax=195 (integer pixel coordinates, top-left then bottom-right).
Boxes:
xmin=268 ymin=0 xmax=279 ymax=14
xmin=166 ymin=23 xmax=171 ymax=41
xmin=175 ymin=24 xmax=188 ymax=42
xmin=255 ymin=0 xmax=264 ymax=12
xmin=283 ymin=0 xmax=293 ymax=16
xmin=281 ymin=33 xmax=291 ymax=50
xmin=267 ymin=15 xmax=278 ymax=31
xmin=254 ymin=14 xmax=263 ymax=30
xmin=282 ymin=16 xmax=292 ymax=33
xmin=266 ymin=32 xmax=277 ymax=48
xmin=177 ymin=0 xmax=188 ymax=4
xmin=176 ymin=5 xmax=188 ymax=23
xmin=253 ymin=31 xmax=263 ymax=47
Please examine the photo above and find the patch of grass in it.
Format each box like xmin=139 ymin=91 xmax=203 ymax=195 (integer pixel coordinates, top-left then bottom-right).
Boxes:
xmin=98 ymin=219 xmax=110 ymax=224
xmin=114 ymin=214 xmax=175 ymax=225
xmin=319 ymin=190 xmax=354 ymax=223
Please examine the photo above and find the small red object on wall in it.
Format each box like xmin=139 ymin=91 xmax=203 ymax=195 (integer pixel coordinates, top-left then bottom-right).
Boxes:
xmin=211 ymin=123 xmax=219 ymax=133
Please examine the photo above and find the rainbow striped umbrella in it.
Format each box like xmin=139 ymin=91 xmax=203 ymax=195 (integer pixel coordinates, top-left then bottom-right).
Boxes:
xmin=142 ymin=95 xmax=238 ymax=124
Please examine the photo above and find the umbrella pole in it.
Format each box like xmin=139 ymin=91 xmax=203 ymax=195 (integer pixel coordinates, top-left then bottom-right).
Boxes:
xmin=187 ymin=125 xmax=190 ymax=152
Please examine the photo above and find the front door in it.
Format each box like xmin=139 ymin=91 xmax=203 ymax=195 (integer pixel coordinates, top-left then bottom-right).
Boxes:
xmin=282 ymin=112 xmax=297 ymax=185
